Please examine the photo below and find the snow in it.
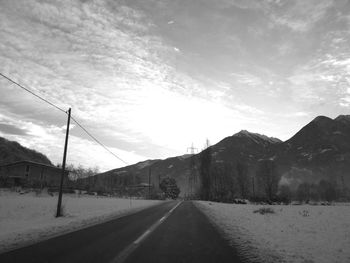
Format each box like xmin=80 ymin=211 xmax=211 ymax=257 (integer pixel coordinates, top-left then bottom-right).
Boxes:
xmin=177 ymin=154 xmax=192 ymax=160
xmin=196 ymin=201 xmax=350 ymax=263
xmin=0 ymin=189 xmax=160 ymax=253
xmin=236 ymin=130 xmax=282 ymax=144
xmin=268 ymin=155 xmax=276 ymax=161
xmin=300 ymin=152 xmax=313 ymax=161
xmin=319 ymin=148 xmax=332 ymax=154
xmin=136 ymin=160 xmax=152 ymax=169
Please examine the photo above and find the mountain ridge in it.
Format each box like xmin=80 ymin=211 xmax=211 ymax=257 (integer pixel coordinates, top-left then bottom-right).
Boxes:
xmin=0 ymin=136 xmax=52 ymax=166
xmin=88 ymin=114 xmax=350 ymax=197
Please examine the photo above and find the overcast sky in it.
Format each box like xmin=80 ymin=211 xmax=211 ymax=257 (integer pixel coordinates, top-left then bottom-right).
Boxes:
xmin=0 ymin=0 xmax=350 ymax=171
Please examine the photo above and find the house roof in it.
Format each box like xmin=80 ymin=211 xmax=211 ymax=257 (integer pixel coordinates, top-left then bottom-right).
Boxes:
xmin=0 ymin=160 xmax=69 ymax=173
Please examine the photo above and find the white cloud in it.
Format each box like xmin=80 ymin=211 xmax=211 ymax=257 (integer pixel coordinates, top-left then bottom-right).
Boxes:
xmin=340 ymin=97 xmax=350 ymax=107
xmin=230 ymin=72 xmax=263 ymax=86
xmin=0 ymin=112 xmax=145 ymax=171
xmin=269 ymin=0 xmax=333 ymax=32
xmin=1 ymin=0 xmax=349 ymax=171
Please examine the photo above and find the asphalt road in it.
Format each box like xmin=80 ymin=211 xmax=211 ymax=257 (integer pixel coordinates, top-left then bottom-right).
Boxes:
xmin=0 ymin=201 xmax=244 ymax=263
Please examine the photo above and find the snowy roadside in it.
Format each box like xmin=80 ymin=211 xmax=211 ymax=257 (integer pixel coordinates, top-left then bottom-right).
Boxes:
xmin=195 ymin=201 xmax=350 ymax=263
xmin=0 ymin=189 xmax=161 ymax=253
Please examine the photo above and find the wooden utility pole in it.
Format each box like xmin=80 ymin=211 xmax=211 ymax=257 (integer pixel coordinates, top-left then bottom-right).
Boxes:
xmin=56 ymin=108 xmax=71 ymax=217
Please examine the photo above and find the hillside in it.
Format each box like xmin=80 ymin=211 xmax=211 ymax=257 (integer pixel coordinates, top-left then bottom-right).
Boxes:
xmin=86 ymin=130 xmax=282 ymax=196
xmin=274 ymin=115 xmax=350 ymax=191
xmin=0 ymin=137 xmax=52 ymax=165
xmin=84 ymin=115 xmax=350 ymax=198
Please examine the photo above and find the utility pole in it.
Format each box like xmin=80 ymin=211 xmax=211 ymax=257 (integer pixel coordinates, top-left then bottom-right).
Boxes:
xmin=56 ymin=108 xmax=71 ymax=217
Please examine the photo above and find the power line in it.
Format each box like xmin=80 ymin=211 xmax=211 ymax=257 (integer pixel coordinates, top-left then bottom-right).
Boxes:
xmin=0 ymin=72 xmax=66 ymax=114
xmin=0 ymin=72 xmax=128 ymax=165
xmin=71 ymin=116 xmax=128 ymax=165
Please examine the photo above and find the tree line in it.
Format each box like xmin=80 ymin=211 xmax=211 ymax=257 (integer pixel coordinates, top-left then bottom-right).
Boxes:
xmin=198 ymin=143 xmax=349 ymax=203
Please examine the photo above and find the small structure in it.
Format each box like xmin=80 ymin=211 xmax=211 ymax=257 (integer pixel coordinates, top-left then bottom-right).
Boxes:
xmin=0 ymin=160 xmax=69 ymax=188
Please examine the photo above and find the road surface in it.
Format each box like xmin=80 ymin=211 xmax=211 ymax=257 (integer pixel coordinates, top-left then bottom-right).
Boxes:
xmin=0 ymin=201 xmax=244 ymax=263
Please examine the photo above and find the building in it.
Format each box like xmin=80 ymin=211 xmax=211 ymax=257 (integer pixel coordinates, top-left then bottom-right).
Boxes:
xmin=0 ymin=160 xmax=69 ymax=188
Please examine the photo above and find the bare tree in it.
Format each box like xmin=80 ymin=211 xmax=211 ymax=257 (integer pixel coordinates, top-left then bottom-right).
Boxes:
xmin=236 ymin=162 xmax=249 ymax=199
xmin=211 ymin=163 xmax=235 ymax=202
xmin=318 ymin=180 xmax=337 ymax=202
xmin=199 ymin=139 xmax=211 ymax=200
xmin=256 ymin=159 xmax=279 ymax=201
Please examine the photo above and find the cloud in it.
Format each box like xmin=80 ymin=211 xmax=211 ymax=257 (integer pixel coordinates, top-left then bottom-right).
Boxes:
xmin=0 ymin=112 xmax=145 ymax=170
xmin=230 ymin=72 xmax=263 ymax=86
xmin=0 ymin=123 xmax=29 ymax=136
xmin=0 ymin=0 xmax=349 ymax=170
xmin=234 ymin=104 xmax=264 ymax=115
xmin=0 ymin=0 xmax=269 ymax=167
xmin=340 ymin=97 xmax=350 ymax=107
xmin=288 ymin=50 xmax=350 ymax=108
xmin=268 ymin=0 xmax=333 ymax=32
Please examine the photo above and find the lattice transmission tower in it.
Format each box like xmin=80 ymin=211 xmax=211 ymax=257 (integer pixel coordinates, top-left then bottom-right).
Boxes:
xmin=187 ymin=143 xmax=198 ymax=199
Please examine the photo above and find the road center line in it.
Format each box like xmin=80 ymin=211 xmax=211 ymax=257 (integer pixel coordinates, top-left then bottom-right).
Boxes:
xmin=110 ymin=201 xmax=182 ymax=263
xmin=133 ymin=230 xmax=151 ymax=245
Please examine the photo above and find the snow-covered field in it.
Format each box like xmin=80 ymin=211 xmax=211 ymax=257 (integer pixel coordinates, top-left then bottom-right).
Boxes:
xmin=196 ymin=201 xmax=350 ymax=263
xmin=0 ymin=189 xmax=160 ymax=253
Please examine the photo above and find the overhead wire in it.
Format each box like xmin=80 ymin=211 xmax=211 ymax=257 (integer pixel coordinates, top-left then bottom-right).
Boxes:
xmin=71 ymin=116 xmax=128 ymax=165
xmin=0 ymin=72 xmax=128 ymax=165
xmin=0 ymin=72 xmax=67 ymax=114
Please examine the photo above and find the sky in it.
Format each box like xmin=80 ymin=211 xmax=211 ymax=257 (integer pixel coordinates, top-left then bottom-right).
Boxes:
xmin=0 ymin=0 xmax=350 ymax=171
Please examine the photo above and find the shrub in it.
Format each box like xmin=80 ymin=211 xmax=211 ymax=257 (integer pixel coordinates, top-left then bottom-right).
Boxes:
xmin=253 ymin=207 xmax=275 ymax=215
xmin=299 ymin=209 xmax=309 ymax=217
xmin=160 ymin=177 xmax=180 ymax=199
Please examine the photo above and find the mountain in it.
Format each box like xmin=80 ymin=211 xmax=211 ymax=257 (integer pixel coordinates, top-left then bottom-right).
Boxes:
xmin=0 ymin=137 xmax=52 ymax=165
xmin=87 ymin=130 xmax=282 ymax=196
xmin=84 ymin=114 xmax=350 ymax=198
xmin=209 ymin=130 xmax=281 ymax=165
xmin=274 ymin=115 xmax=350 ymax=190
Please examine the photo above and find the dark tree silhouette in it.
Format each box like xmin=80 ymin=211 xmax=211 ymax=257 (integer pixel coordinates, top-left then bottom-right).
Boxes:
xmin=210 ymin=163 xmax=235 ymax=202
xmin=236 ymin=162 xmax=249 ymax=199
xmin=159 ymin=177 xmax=180 ymax=199
xmin=278 ymin=185 xmax=292 ymax=204
xmin=256 ymin=159 xmax=279 ymax=201
xmin=297 ymin=182 xmax=311 ymax=202
xmin=199 ymin=139 xmax=211 ymax=200
xmin=318 ymin=180 xmax=337 ymax=202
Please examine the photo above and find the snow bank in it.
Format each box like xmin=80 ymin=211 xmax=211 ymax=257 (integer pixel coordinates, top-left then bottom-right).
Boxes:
xmin=0 ymin=189 xmax=160 ymax=253
xmin=195 ymin=201 xmax=350 ymax=263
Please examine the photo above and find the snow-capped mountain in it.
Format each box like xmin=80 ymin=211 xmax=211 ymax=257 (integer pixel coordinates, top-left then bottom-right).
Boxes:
xmin=88 ymin=115 xmax=350 ymax=196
